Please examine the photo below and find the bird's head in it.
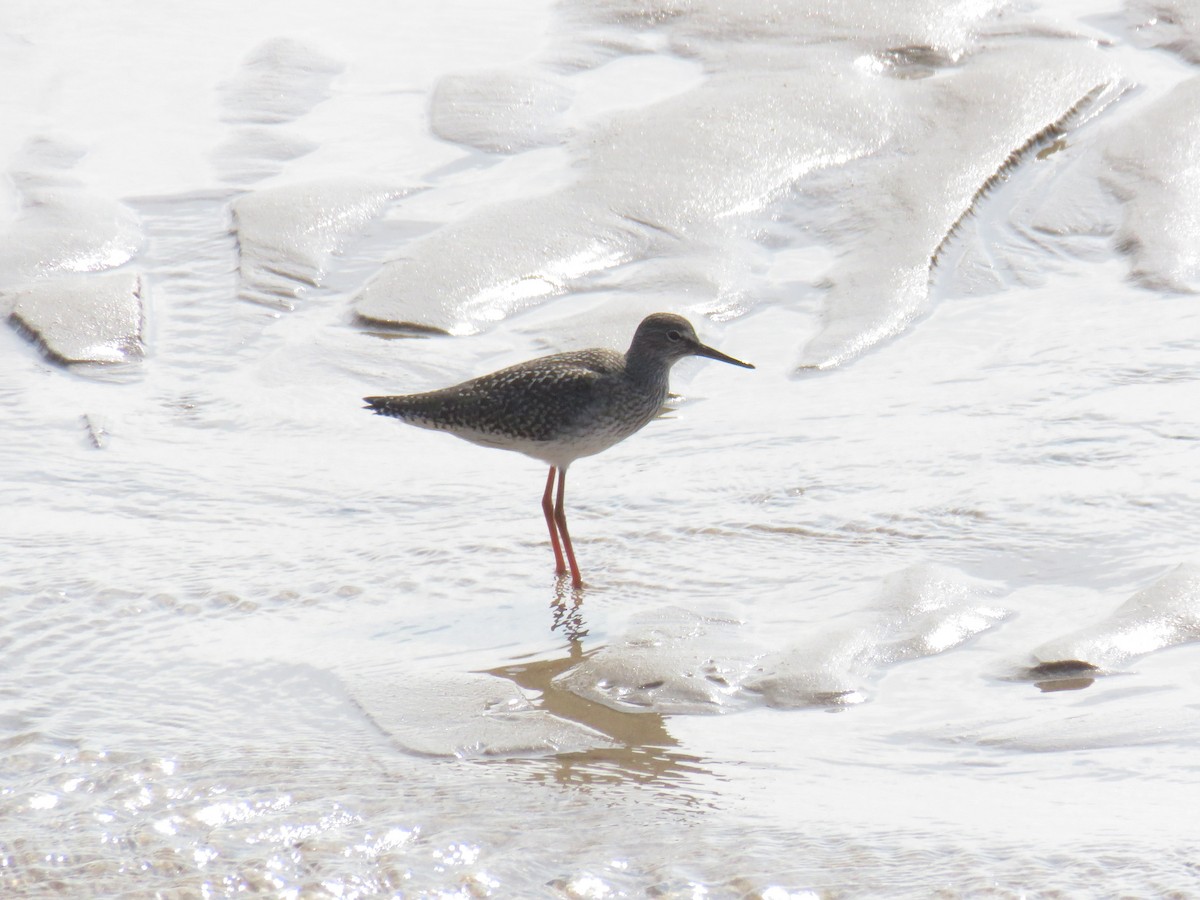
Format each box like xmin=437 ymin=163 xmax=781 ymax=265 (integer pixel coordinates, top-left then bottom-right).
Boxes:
xmin=628 ymin=312 xmax=755 ymax=369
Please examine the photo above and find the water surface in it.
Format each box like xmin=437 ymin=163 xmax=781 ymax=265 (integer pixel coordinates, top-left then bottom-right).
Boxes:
xmin=3 ymin=0 xmax=1200 ymax=896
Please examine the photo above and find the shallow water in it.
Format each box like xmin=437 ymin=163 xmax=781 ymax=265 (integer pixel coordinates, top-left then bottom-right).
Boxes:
xmin=3 ymin=0 xmax=1200 ymax=896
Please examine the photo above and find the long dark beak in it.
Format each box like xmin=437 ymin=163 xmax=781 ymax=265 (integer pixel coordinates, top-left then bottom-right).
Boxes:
xmin=692 ymin=340 xmax=755 ymax=369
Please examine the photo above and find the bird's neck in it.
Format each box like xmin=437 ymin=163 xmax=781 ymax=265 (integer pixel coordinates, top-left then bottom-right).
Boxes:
xmin=624 ymin=345 xmax=674 ymax=390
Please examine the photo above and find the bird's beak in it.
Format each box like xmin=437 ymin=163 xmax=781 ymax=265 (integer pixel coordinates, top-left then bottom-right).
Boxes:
xmin=692 ymin=340 xmax=755 ymax=369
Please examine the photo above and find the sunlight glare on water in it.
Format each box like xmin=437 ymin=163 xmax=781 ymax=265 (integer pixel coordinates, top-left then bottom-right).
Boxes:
xmin=3 ymin=0 xmax=1200 ymax=896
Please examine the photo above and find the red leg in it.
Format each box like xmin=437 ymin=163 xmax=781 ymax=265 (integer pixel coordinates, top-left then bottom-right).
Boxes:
xmin=553 ymin=467 xmax=583 ymax=588
xmin=541 ymin=466 xmax=567 ymax=576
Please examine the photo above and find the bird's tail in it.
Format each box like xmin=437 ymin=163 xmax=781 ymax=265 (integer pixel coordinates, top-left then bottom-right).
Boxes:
xmin=363 ymin=396 xmax=410 ymax=418
xmin=364 ymin=392 xmax=455 ymax=431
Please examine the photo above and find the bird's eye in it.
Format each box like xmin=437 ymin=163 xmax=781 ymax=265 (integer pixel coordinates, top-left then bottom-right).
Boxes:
xmin=666 ymin=330 xmax=681 ymax=342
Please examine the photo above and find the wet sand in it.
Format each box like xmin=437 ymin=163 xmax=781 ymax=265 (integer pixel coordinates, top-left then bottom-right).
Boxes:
xmin=3 ymin=0 xmax=1200 ymax=896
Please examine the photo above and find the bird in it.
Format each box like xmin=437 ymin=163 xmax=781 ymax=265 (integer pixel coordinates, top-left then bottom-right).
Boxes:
xmin=364 ymin=312 xmax=754 ymax=587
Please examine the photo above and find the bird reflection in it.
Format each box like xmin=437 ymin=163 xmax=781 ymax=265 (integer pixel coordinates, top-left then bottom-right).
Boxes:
xmin=481 ymin=593 xmax=713 ymax=793
xmin=550 ymin=579 xmax=588 ymax=642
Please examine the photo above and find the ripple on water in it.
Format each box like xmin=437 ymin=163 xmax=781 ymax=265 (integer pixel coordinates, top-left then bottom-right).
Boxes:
xmin=4 ymin=0 xmax=1200 ymax=895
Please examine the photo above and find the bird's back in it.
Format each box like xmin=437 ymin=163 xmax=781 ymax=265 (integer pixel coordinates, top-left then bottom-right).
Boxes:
xmin=365 ymin=347 xmax=667 ymax=465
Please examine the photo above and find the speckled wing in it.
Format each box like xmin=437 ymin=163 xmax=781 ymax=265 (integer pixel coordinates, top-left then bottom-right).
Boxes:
xmin=365 ymin=349 xmax=622 ymax=443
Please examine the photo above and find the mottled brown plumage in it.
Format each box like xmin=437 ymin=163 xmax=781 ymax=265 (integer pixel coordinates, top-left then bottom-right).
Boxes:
xmin=365 ymin=313 xmax=753 ymax=586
